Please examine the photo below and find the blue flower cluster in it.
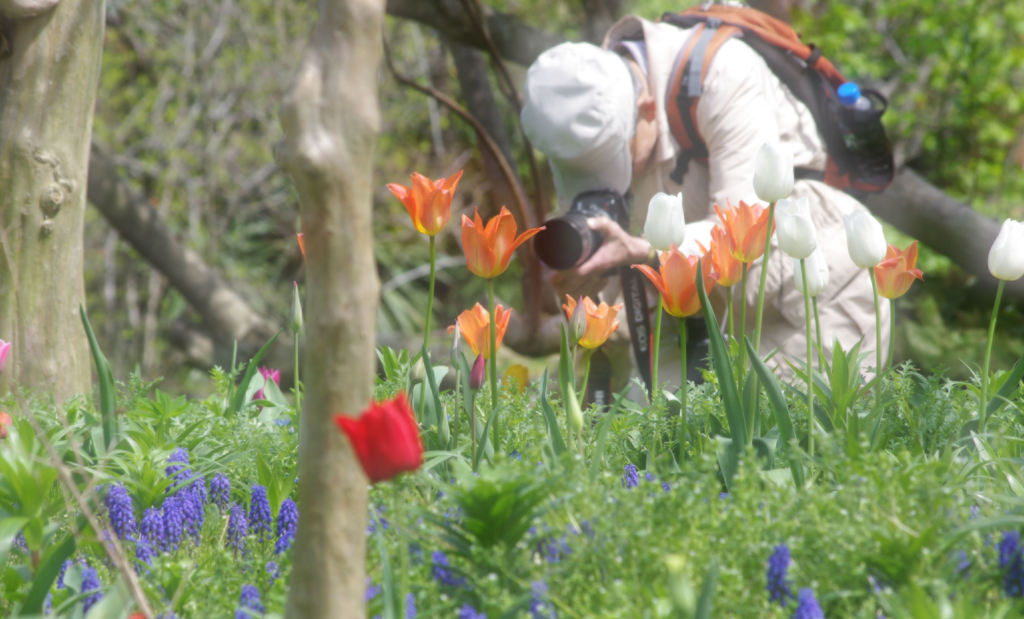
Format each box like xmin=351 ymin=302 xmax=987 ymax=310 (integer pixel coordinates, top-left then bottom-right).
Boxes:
xmin=999 ymin=530 xmax=1024 ymax=596
xmin=166 ymin=447 xmax=192 ymax=481
xmin=792 ymin=588 xmax=824 ymax=619
xmin=210 ymin=473 xmax=231 ymax=510
xmin=228 ymin=504 xmax=249 ymax=554
xmin=275 ymin=497 xmax=299 ymax=554
xmin=104 ymin=484 xmax=137 ymax=540
xmin=248 ymin=485 xmax=273 ymax=542
xmin=622 ymin=464 xmax=640 ymax=489
xmin=235 ymin=584 xmax=264 ymax=619
xmin=766 ymin=544 xmax=793 ymax=606
xmin=81 ymin=566 xmax=103 ymax=613
xmin=530 ymin=580 xmax=556 ymax=618
xmin=457 ymin=604 xmax=486 ymax=619
xmin=431 ymin=550 xmax=466 ymax=588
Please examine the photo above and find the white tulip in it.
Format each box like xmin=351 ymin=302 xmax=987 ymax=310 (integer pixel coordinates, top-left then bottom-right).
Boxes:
xmin=843 ymin=209 xmax=887 ymax=268
xmin=794 ymin=249 xmax=830 ymax=297
xmin=774 ymin=197 xmax=817 ymax=259
xmin=989 ymin=218 xmax=1024 ymax=281
xmin=643 ymin=192 xmax=686 ymax=251
xmin=752 ymin=142 xmax=794 ymax=203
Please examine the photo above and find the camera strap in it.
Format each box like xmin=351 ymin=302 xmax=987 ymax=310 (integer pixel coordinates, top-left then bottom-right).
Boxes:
xmin=619 ymin=266 xmax=653 ymax=395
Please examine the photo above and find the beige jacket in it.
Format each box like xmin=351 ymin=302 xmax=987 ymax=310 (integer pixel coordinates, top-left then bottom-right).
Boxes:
xmin=604 ymin=16 xmax=889 ymax=380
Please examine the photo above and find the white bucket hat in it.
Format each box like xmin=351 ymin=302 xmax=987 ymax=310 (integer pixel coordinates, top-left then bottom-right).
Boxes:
xmin=520 ymin=42 xmax=637 ymax=203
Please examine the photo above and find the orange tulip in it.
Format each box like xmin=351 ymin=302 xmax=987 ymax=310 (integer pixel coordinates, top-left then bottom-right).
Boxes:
xmin=461 ymin=206 xmax=544 ymax=279
xmin=714 ymin=200 xmax=774 ymax=263
xmin=873 ymin=242 xmax=924 ymax=299
xmin=707 ymin=224 xmax=743 ymax=287
xmin=296 ymin=232 xmax=306 ymax=261
xmin=448 ymin=302 xmax=511 ymax=360
xmin=387 ymin=169 xmax=464 ymax=236
xmin=632 ymin=245 xmax=714 ymax=318
xmin=562 ymin=295 xmax=623 ymax=349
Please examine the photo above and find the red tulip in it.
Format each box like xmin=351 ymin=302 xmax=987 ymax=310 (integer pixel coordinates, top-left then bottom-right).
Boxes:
xmin=873 ymin=242 xmax=924 ymax=299
xmin=334 ymin=394 xmax=424 ymax=484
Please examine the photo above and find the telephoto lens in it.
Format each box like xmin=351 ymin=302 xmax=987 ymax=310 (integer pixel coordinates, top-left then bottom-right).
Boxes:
xmin=534 ymin=190 xmax=628 ymax=270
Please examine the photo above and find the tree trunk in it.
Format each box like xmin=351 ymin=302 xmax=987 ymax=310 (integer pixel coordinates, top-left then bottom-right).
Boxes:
xmin=279 ymin=1 xmax=383 ymax=617
xmin=0 ymin=1 xmax=106 ymax=399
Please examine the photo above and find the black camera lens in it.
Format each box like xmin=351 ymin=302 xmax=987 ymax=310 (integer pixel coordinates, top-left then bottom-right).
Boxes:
xmin=534 ymin=212 xmax=601 ymax=270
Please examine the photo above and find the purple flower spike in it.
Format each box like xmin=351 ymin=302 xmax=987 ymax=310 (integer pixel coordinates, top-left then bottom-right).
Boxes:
xmin=235 ymin=584 xmax=264 ymax=619
xmin=227 ymin=504 xmax=248 ymax=554
xmin=81 ymin=566 xmax=103 ymax=613
xmin=621 ymin=464 xmax=639 ymax=489
xmin=105 ymin=484 xmax=138 ymax=540
xmin=248 ymin=485 xmax=273 ymax=542
xmin=766 ymin=544 xmax=792 ymax=606
xmin=275 ymin=497 xmax=299 ymax=554
xmin=793 ymin=588 xmax=824 ymax=619
xmin=210 ymin=473 xmax=231 ymax=510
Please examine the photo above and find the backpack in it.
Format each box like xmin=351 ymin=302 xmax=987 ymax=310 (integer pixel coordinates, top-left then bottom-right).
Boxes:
xmin=658 ymin=4 xmax=894 ymax=194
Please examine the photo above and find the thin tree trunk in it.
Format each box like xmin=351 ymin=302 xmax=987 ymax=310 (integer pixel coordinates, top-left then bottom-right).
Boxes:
xmin=279 ymin=1 xmax=383 ymax=617
xmin=0 ymin=1 xmax=106 ymax=399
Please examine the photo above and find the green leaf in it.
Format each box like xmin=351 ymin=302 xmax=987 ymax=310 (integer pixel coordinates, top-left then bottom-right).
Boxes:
xmin=696 ymin=266 xmax=746 ymax=447
xmin=227 ymin=332 xmax=281 ymax=417
xmin=20 ymin=520 xmax=82 ymax=615
xmin=695 ymin=559 xmax=718 ymax=619
xmin=421 ymin=346 xmax=450 ymax=449
xmin=80 ymin=305 xmax=117 ymax=450
xmin=987 ymin=351 xmax=1024 ymax=416
xmin=538 ymin=369 xmax=567 ymax=457
xmin=745 ymin=337 xmax=804 ymax=487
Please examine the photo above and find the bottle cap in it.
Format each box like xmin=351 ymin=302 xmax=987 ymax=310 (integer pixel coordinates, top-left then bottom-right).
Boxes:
xmin=837 ymin=82 xmax=862 ymax=105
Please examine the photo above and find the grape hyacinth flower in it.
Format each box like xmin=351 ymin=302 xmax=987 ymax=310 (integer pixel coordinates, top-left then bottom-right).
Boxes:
xmin=275 ymin=497 xmax=298 ymax=554
xmin=235 ymin=584 xmax=264 ymax=619
xmin=104 ymin=484 xmax=138 ymax=540
xmin=405 ymin=592 xmax=417 ymax=619
xmin=530 ymin=580 xmax=556 ymax=618
xmin=365 ymin=577 xmax=382 ymax=602
xmin=792 ymin=588 xmax=824 ymax=619
xmin=166 ymin=447 xmax=192 ymax=481
xmin=458 ymin=604 xmax=486 ymax=619
xmin=210 ymin=473 xmax=231 ymax=510
xmin=431 ymin=550 xmax=466 ymax=588
xmin=140 ymin=507 xmax=168 ymax=553
xmin=81 ymin=566 xmax=103 ymax=613
xmin=57 ymin=559 xmax=72 ymax=589
xmin=248 ymin=485 xmax=273 ymax=542
xmin=227 ymin=504 xmax=248 ymax=554
xmin=162 ymin=496 xmax=186 ymax=551
xmin=266 ymin=561 xmax=280 ymax=584
xmin=132 ymin=536 xmax=154 ymax=568
xmin=621 ymin=463 xmax=639 ymax=489
xmin=766 ymin=544 xmax=793 ymax=606
xmin=999 ymin=530 xmax=1024 ymax=597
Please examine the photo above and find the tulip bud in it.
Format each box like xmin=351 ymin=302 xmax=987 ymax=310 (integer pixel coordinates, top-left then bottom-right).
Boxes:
xmin=0 ymin=411 xmax=10 ymax=440
xmin=449 ymin=324 xmax=462 ymax=368
xmin=843 ymin=210 xmax=887 ymax=268
xmin=469 ymin=354 xmax=486 ymax=390
xmin=643 ymin=192 xmax=686 ymax=251
xmin=565 ymin=386 xmax=584 ymax=433
xmin=290 ymin=281 xmax=303 ymax=335
xmin=568 ymin=296 xmax=587 ymax=343
xmin=988 ymin=218 xmax=1024 ymax=281
xmin=774 ymin=197 xmax=816 ymax=259
xmin=793 ymin=249 xmax=830 ymax=297
xmin=752 ymin=142 xmax=794 ymax=203
xmin=0 ymin=339 xmax=9 ymax=373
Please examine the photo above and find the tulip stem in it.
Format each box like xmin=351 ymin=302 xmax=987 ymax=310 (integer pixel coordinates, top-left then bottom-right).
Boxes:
xmin=293 ymin=330 xmax=301 ymax=415
xmin=980 ymin=279 xmax=1005 ymax=433
xmin=739 ymin=264 xmax=750 ymax=373
xmin=579 ymin=348 xmax=594 ymax=403
xmin=424 ymin=236 xmax=437 ymax=354
xmin=752 ymin=201 xmax=776 ymax=354
xmin=887 ymin=299 xmax=896 ymax=371
xmin=727 ymin=288 xmax=735 ymax=356
xmin=650 ymin=298 xmax=664 ymax=405
xmin=870 ymin=268 xmax=882 ymax=378
xmin=487 ymin=277 xmax=498 ymax=420
xmin=812 ymin=297 xmax=826 ymax=373
xmin=800 ymin=259 xmax=815 ymax=458
xmin=677 ymin=317 xmax=688 ymax=460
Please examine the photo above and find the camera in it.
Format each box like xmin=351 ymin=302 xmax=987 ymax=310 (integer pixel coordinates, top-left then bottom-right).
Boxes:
xmin=534 ymin=189 xmax=629 ymax=270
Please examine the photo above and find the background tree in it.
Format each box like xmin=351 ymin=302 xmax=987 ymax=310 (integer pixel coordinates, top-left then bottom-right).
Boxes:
xmin=278 ymin=0 xmax=384 ymax=616
xmin=0 ymin=1 xmax=107 ymax=399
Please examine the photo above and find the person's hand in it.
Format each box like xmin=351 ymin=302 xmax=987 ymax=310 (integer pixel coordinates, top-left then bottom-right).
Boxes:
xmin=576 ymin=216 xmax=650 ymax=277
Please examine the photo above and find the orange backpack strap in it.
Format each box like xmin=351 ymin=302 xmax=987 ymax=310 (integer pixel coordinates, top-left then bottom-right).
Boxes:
xmin=664 ymin=21 xmax=741 ymax=183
